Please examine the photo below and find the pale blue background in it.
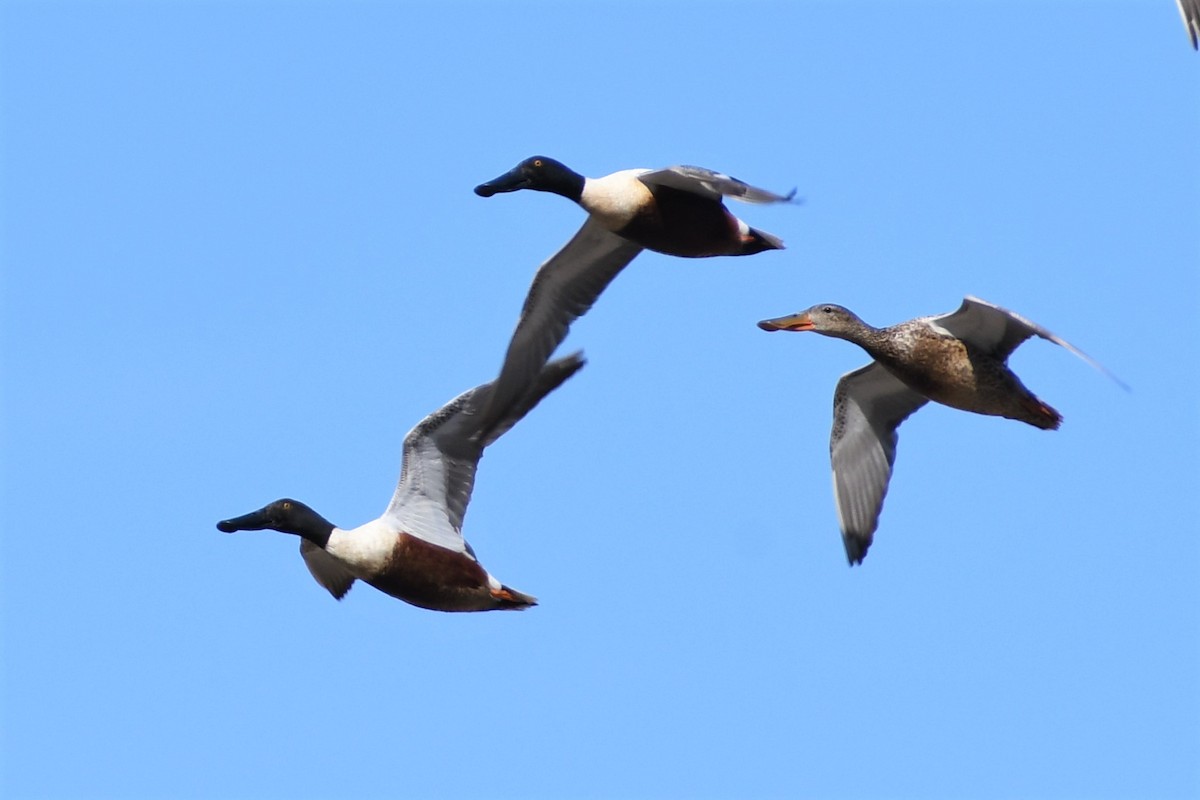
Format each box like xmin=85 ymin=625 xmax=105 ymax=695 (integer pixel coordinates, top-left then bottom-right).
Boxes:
xmin=2 ymin=2 xmax=1197 ymax=798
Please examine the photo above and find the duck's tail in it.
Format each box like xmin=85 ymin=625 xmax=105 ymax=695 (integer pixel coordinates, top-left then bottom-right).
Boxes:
xmin=1021 ymin=396 xmax=1063 ymax=431
xmin=490 ymin=585 xmax=538 ymax=610
xmin=738 ymin=225 xmax=785 ymax=255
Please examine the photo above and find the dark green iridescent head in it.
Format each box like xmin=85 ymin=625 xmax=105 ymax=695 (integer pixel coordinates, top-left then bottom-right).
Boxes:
xmin=474 ymin=156 xmax=585 ymax=201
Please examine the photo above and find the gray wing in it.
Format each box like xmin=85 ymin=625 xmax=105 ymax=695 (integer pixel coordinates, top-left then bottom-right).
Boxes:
xmin=299 ymin=540 xmax=356 ymax=600
xmin=381 ymin=387 xmax=478 ymax=554
xmin=383 ymin=354 xmax=586 ymax=548
xmin=1180 ymin=0 xmax=1199 ymax=48
xmin=639 ymin=166 xmax=796 ymax=204
xmin=935 ymin=296 xmax=1125 ymax=387
xmin=480 ymin=216 xmax=641 ymax=429
xmin=830 ymin=363 xmax=929 ymax=565
xmin=478 ymin=352 xmax=586 ymax=448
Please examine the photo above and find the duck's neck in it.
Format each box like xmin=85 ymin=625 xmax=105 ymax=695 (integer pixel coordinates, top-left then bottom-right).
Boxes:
xmin=282 ymin=505 xmax=336 ymax=549
xmin=863 ymin=323 xmax=917 ymax=363
xmin=830 ymin=321 xmax=904 ymax=362
xmin=825 ymin=319 xmax=879 ymax=346
xmin=542 ymin=166 xmax=586 ymax=202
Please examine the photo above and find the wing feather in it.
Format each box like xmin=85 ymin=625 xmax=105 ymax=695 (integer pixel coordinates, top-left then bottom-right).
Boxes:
xmin=480 ymin=217 xmax=640 ymax=429
xmin=299 ymin=540 xmax=356 ymax=600
xmin=1179 ymin=0 xmax=1200 ymax=48
xmin=830 ymin=363 xmax=928 ymax=564
xmin=638 ymin=166 xmax=796 ymax=204
xmin=935 ymin=296 xmax=1125 ymax=388
xmin=385 ymin=396 xmax=478 ymax=554
xmin=382 ymin=355 xmax=586 ymax=552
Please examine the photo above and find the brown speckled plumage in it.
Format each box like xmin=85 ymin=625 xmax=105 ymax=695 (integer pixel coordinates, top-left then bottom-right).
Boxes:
xmin=861 ymin=319 xmax=1061 ymax=430
xmin=758 ymin=296 xmax=1117 ymax=564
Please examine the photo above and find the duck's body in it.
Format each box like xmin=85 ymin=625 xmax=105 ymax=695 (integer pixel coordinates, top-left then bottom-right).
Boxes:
xmin=758 ymin=297 xmax=1119 ymax=564
xmin=575 ymin=167 xmax=785 ymax=257
xmin=328 ymin=525 xmax=533 ymax=611
xmin=849 ymin=317 xmax=1062 ymax=429
xmin=217 ymin=353 xmax=584 ymax=612
xmin=475 ymin=156 xmax=792 ymax=420
xmin=286 ymin=518 xmax=533 ymax=612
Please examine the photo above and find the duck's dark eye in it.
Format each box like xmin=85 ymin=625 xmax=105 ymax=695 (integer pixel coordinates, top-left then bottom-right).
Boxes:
xmin=822 ymin=306 xmax=834 ymax=313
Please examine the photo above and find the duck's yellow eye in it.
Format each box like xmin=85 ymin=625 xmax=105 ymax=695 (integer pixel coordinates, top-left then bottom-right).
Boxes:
xmin=533 ymin=159 xmax=543 ymax=167
xmin=283 ymin=501 xmax=292 ymax=510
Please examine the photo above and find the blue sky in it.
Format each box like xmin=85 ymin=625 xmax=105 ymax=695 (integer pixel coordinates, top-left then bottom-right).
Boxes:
xmin=2 ymin=2 xmax=1197 ymax=798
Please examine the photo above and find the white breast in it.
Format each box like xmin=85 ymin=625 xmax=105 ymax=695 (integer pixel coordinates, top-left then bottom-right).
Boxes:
xmin=579 ymin=169 xmax=653 ymax=230
xmin=324 ymin=518 xmax=398 ymax=577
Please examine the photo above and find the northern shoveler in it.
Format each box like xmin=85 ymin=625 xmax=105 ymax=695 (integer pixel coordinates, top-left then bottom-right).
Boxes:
xmin=758 ymin=297 xmax=1122 ymax=565
xmin=216 ymin=353 xmax=586 ymax=611
xmin=475 ymin=155 xmax=794 ymax=423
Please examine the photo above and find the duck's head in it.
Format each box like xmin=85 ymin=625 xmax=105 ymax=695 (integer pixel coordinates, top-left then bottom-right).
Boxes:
xmin=217 ymin=498 xmax=334 ymax=545
xmin=757 ymin=304 xmax=866 ymax=338
xmin=474 ymin=156 xmax=584 ymax=200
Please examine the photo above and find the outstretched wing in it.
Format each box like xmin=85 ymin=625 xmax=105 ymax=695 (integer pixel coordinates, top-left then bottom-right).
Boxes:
xmin=480 ymin=217 xmax=641 ymax=429
xmin=934 ymin=296 xmax=1125 ymax=388
xmin=1179 ymin=0 xmax=1199 ymax=49
xmin=929 ymin=297 xmax=1038 ymax=360
xmin=382 ymin=387 xmax=480 ymax=555
xmin=830 ymin=363 xmax=929 ymax=565
xmin=382 ymin=354 xmax=586 ymax=552
xmin=638 ymin=166 xmax=796 ymax=204
xmin=300 ymin=539 xmax=356 ymax=599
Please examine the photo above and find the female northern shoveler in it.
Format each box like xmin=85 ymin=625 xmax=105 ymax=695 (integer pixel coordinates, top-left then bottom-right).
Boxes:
xmin=758 ymin=296 xmax=1122 ymax=565
xmin=216 ymin=353 xmax=586 ymax=612
xmin=474 ymin=155 xmax=794 ymax=424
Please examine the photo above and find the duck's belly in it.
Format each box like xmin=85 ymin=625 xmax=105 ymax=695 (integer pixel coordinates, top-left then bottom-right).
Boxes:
xmin=886 ymin=347 xmax=1038 ymax=420
xmin=366 ymin=534 xmax=499 ymax=612
xmin=619 ymin=189 xmax=740 ymax=257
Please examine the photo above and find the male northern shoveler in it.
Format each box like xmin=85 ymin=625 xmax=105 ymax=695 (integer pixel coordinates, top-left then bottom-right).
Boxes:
xmin=758 ymin=297 xmax=1122 ymax=565
xmin=216 ymin=353 xmax=585 ymax=612
xmin=474 ymin=155 xmax=794 ymax=424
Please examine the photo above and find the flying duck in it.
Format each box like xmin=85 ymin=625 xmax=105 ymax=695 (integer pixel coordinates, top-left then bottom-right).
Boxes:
xmin=1179 ymin=0 xmax=1199 ymax=48
xmin=216 ymin=353 xmax=585 ymax=612
xmin=474 ymin=155 xmax=794 ymax=425
xmin=757 ymin=297 xmax=1122 ymax=565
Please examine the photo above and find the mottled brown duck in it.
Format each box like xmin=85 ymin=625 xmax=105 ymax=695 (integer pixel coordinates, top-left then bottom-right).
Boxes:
xmin=758 ymin=296 xmax=1121 ymax=565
